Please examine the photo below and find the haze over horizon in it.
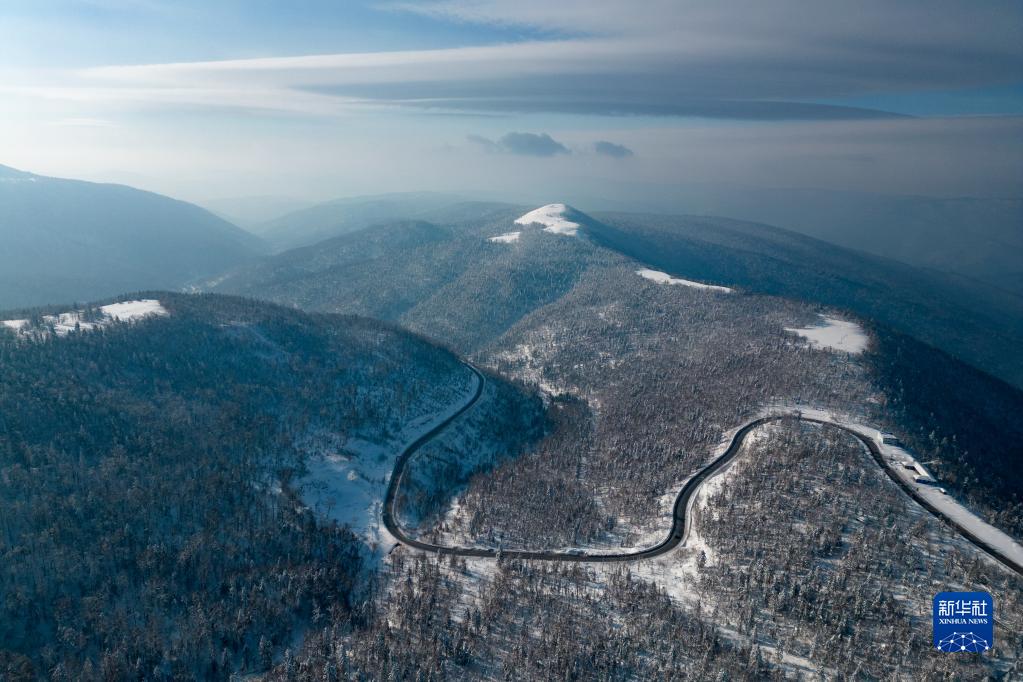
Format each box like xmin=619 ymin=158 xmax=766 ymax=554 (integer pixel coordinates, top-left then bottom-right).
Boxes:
xmin=2 ymin=0 xmax=1021 ymax=206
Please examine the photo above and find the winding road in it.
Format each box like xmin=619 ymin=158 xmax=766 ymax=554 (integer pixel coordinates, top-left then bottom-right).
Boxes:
xmin=383 ymin=364 xmax=1023 ymax=576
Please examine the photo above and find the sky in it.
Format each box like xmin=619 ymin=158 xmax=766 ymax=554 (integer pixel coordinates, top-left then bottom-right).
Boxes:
xmin=1 ymin=0 xmax=1021 ymax=207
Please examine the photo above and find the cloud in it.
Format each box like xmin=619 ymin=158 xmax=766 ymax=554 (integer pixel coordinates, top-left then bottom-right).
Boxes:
xmin=469 ymin=132 xmax=569 ymax=156
xmin=594 ymin=140 xmax=633 ymax=158
xmin=498 ymin=132 xmax=569 ymax=156
xmin=466 ymin=134 xmax=500 ymax=152
xmin=8 ymin=1 xmax=1019 ymax=121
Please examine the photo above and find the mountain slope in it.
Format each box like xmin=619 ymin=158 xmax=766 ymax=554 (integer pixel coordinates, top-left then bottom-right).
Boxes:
xmin=213 ymin=203 xmax=1023 ymax=541
xmin=585 ymin=210 xmax=1023 ymax=389
xmin=0 ymin=291 xmax=539 ymax=679
xmin=575 ymin=185 xmax=1023 ymax=295
xmin=253 ymin=191 xmax=471 ymax=251
xmin=0 ymin=165 xmax=265 ymax=309
xmin=215 ymin=202 xmax=1023 ymax=389
xmin=687 ymin=187 xmax=1023 ymax=294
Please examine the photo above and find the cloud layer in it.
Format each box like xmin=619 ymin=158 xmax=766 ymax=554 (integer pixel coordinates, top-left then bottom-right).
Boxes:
xmin=1 ymin=1 xmax=1019 ymax=203
xmin=7 ymin=1 xmax=1020 ymax=120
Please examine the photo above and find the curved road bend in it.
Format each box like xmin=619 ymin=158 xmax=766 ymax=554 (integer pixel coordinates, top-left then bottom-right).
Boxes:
xmin=384 ymin=364 xmax=1023 ymax=576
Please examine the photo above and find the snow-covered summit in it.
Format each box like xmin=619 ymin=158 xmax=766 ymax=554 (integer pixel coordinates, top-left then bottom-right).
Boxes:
xmin=514 ymin=203 xmax=585 ymax=237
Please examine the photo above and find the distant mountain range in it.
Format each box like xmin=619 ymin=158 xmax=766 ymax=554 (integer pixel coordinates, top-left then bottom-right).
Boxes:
xmin=0 ymin=165 xmax=265 ymax=309
xmin=248 ymin=191 xmax=471 ymax=251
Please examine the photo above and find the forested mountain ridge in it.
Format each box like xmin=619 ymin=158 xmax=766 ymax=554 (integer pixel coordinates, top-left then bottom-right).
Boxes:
xmin=0 ymin=165 xmax=265 ymax=309
xmin=0 ymin=292 xmax=540 ymax=680
xmin=211 ymin=204 xmax=1023 ymax=542
xmin=585 ymin=210 xmax=1023 ymax=390
xmin=213 ymin=203 xmax=1023 ymax=390
xmin=212 ymin=205 xmax=1023 ymax=679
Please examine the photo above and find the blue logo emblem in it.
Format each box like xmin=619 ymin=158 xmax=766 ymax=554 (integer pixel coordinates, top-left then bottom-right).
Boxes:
xmin=933 ymin=592 xmax=993 ymax=652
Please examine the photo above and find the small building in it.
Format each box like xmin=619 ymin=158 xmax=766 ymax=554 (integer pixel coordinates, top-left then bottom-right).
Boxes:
xmin=880 ymin=434 xmax=905 ymax=447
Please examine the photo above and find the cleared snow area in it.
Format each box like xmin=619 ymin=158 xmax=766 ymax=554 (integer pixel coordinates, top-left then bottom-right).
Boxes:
xmin=514 ymin=203 xmax=581 ymax=236
xmin=488 ymin=231 xmax=521 ymax=244
xmin=636 ymin=268 xmax=733 ymax=293
xmin=297 ymin=373 xmax=481 ymax=557
xmin=2 ymin=299 xmax=168 ymax=338
xmin=100 ymin=299 xmax=169 ymax=322
xmin=785 ymin=314 xmax=868 ymax=354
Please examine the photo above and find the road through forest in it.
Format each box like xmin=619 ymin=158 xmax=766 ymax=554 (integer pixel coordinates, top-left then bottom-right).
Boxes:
xmin=383 ymin=364 xmax=1023 ymax=576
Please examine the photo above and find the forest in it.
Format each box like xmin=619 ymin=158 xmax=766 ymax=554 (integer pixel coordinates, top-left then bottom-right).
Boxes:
xmin=0 ymin=293 xmax=481 ymax=680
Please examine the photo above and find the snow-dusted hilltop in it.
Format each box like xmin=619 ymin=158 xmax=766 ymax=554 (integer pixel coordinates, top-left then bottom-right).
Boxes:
xmin=2 ymin=299 xmax=168 ymax=339
xmin=514 ymin=203 xmax=585 ymax=236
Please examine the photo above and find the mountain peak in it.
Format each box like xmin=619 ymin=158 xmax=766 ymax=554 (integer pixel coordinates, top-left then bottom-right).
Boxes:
xmin=514 ymin=203 xmax=590 ymax=237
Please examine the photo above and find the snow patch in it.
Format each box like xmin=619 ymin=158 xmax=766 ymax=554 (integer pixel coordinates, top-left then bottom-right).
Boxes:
xmin=636 ymin=268 xmax=733 ymax=293
xmin=514 ymin=203 xmax=581 ymax=236
xmin=2 ymin=299 xmax=168 ymax=339
xmin=785 ymin=315 xmax=868 ymax=354
xmin=100 ymin=299 xmax=169 ymax=322
xmin=488 ymin=231 xmax=521 ymax=244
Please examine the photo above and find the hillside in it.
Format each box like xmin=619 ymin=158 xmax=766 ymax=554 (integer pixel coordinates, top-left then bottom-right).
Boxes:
xmin=655 ymin=186 xmax=1023 ymax=295
xmin=215 ymin=202 xmax=1023 ymax=390
xmin=0 ymin=292 xmax=540 ymax=679
xmin=0 ymin=165 xmax=265 ymax=309
xmin=586 ymin=210 xmax=1023 ymax=389
xmin=252 ymin=191 xmax=471 ymax=251
xmin=213 ymin=204 xmax=1023 ymax=680
xmin=213 ymin=203 xmax=1023 ymax=537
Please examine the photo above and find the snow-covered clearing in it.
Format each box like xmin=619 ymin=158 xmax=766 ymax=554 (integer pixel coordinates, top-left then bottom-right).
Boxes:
xmin=2 ymin=299 xmax=168 ymax=338
xmin=635 ymin=268 xmax=733 ymax=293
xmin=488 ymin=231 xmax=521 ymax=244
xmin=99 ymin=299 xmax=168 ymax=322
xmin=785 ymin=314 xmax=868 ymax=354
xmin=297 ymin=373 xmax=481 ymax=559
xmin=514 ymin=203 xmax=581 ymax=236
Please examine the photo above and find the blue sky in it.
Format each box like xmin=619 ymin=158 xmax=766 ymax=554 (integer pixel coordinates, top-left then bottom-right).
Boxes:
xmin=0 ymin=1 xmax=557 ymax=67
xmin=1 ymin=1 xmax=1020 ymax=204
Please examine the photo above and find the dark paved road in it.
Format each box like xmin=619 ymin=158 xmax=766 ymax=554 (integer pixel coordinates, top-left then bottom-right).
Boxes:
xmin=383 ymin=365 xmax=1023 ymax=576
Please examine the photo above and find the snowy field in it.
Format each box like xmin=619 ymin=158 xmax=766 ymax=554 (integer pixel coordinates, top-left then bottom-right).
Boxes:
xmin=514 ymin=204 xmax=581 ymax=236
xmin=784 ymin=314 xmax=868 ymax=354
xmin=297 ymin=373 xmax=481 ymax=557
xmin=2 ymin=299 xmax=168 ymax=338
xmin=636 ymin=268 xmax=734 ymax=293
xmin=488 ymin=231 xmax=521 ymax=244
